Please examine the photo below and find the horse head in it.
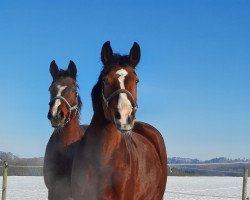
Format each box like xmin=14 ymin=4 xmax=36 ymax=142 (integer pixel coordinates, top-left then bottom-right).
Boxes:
xmin=100 ymin=41 xmax=140 ymax=133
xmin=47 ymin=60 xmax=82 ymax=128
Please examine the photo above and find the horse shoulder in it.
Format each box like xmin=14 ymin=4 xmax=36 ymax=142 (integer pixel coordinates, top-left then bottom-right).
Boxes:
xmin=133 ymin=121 xmax=168 ymax=198
xmin=44 ymin=130 xmax=61 ymax=188
xmin=133 ymin=121 xmax=167 ymax=168
xmin=44 ymin=130 xmax=62 ymax=159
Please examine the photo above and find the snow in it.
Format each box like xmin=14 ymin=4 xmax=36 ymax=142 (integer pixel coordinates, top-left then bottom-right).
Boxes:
xmin=1 ymin=176 xmax=47 ymax=200
xmin=165 ymin=176 xmax=249 ymax=199
xmin=0 ymin=176 xmax=249 ymax=200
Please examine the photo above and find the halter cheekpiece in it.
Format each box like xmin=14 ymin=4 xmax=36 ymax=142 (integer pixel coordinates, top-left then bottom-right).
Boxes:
xmin=102 ymin=84 xmax=138 ymax=111
xmin=49 ymin=92 xmax=79 ymax=126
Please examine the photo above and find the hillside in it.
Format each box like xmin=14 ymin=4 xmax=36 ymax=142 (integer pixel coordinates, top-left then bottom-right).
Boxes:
xmin=0 ymin=151 xmax=43 ymax=176
xmin=169 ymin=157 xmax=250 ymax=176
xmin=1 ymin=151 xmax=249 ymax=176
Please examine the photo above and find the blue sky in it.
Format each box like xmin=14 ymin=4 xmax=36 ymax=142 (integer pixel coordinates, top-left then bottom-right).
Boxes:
xmin=0 ymin=0 xmax=249 ymax=160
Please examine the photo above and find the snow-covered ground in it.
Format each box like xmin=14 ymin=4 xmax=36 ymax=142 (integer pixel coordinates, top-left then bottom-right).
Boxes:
xmin=1 ymin=176 xmax=47 ymax=200
xmin=165 ymin=176 xmax=249 ymax=200
xmin=0 ymin=176 xmax=249 ymax=200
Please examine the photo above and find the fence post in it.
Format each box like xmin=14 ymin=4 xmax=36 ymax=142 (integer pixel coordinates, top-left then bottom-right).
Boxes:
xmin=242 ymin=168 xmax=248 ymax=200
xmin=2 ymin=161 xmax=8 ymax=200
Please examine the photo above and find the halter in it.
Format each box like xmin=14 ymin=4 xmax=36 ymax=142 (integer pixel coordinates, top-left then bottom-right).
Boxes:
xmin=102 ymin=87 xmax=138 ymax=111
xmin=49 ymin=93 xmax=79 ymax=125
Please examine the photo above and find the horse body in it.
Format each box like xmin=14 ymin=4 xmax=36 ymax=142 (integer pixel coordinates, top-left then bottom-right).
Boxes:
xmin=44 ymin=60 xmax=87 ymax=200
xmin=72 ymin=118 xmax=167 ymax=200
xmin=44 ymin=124 xmax=87 ymax=200
xmin=71 ymin=41 xmax=167 ymax=200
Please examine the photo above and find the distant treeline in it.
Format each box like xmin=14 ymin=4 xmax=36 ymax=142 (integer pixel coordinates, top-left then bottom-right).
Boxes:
xmin=169 ymin=164 xmax=250 ymax=177
xmin=0 ymin=151 xmax=43 ymax=176
xmin=1 ymin=151 xmax=249 ymax=176
xmin=168 ymin=157 xmax=250 ymax=177
xmin=0 ymin=166 xmax=43 ymax=176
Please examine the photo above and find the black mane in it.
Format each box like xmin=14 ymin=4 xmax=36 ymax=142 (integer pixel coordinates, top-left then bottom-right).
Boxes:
xmin=91 ymin=73 xmax=103 ymax=113
xmin=54 ymin=69 xmax=73 ymax=79
xmin=77 ymin=85 xmax=82 ymax=113
xmin=107 ymin=54 xmax=131 ymax=68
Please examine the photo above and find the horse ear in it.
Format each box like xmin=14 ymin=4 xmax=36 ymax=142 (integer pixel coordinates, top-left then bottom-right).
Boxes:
xmin=101 ymin=41 xmax=113 ymax=65
xmin=129 ymin=42 xmax=140 ymax=68
xmin=50 ymin=60 xmax=59 ymax=80
xmin=67 ymin=60 xmax=77 ymax=80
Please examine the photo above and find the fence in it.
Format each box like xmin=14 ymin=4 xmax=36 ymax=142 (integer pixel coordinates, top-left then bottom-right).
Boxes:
xmin=0 ymin=161 xmax=43 ymax=200
xmin=1 ymin=161 xmax=250 ymax=200
xmin=1 ymin=162 xmax=8 ymax=200
xmin=168 ymin=162 xmax=250 ymax=200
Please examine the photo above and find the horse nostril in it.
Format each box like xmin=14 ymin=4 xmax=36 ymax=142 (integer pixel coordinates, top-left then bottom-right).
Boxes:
xmin=58 ymin=110 xmax=64 ymax=119
xmin=47 ymin=112 xmax=52 ymax=120
xmin=115 ymin=111 xmax=121 ymax=120
xmin=127 ymin=115 xmax=133 ymax=124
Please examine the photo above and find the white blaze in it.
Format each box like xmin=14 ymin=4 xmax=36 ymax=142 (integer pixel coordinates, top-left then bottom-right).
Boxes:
xmin=116 ymin=69 xmax=132 ymax=125
xmin=51 ymin=85 xmax=67 ymax=116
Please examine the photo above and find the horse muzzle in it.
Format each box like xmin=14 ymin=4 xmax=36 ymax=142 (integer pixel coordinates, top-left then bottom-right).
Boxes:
xmin=114 ymin=116 xmax=135 ymax=134
xmin=47 ymin=110 xmax=66 ymax=128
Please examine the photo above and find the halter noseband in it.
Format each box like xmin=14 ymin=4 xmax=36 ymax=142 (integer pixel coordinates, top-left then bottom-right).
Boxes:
xmin=102 ymin=87 xmax=138 ymax=111
xmin=49 ymin=94 xmax=78 ymax=125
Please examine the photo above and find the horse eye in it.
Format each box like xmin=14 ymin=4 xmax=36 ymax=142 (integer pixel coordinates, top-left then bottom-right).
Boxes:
xmin=136 ymin=79 xmax=139 ymax=84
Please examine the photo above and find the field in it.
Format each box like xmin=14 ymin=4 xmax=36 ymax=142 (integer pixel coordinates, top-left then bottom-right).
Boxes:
xmin=0 ymin=176 xmax=249 ymax=200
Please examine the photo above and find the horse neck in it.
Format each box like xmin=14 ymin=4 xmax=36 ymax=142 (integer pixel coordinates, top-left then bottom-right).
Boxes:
xmin=90 ymin=102 xmax=124 ymax=147
xmin=89 ymin=81 xmax=125 ymax=147
xmin=60 ymin=113 xmax=81 ymax=147
xmin=91 ymin=99 xmax=111 ymax=127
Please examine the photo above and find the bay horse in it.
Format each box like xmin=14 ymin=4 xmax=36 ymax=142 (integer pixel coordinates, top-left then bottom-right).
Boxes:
xmin=71 ymin=42 xmax=167 ymax=200
xmin=44 ymin=60 xmax=87 ymax=200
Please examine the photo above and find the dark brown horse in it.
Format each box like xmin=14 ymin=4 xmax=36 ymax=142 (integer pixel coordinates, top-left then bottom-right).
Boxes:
xmin=71 ymin=42 xmax=167 ymax=200
xmin=44 ymin=60 xmax=87 ymax=200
